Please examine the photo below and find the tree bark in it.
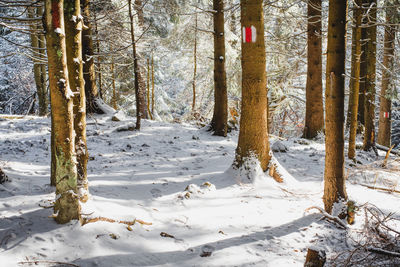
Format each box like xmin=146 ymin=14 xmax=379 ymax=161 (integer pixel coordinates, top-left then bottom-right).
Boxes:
xmin=81 ymin=0 xmax=102 ymax=113
xmin=323 ymin=0 xmax=348 ymax=213
xmin=45 ymin=0 xmax=80 ymax=223
xmin=303 ymin=0 xmax=324 ymax=139
xmin=235 ymin=0 xmax=270 ymax=171
xmin=64 ymin=0 xmax=89 ymax=202
xmin=192 ymin=12 xmax=197 ymax=112
xmin=348 ymin=0 xmax=362 ymax=159
xmin=358 ymin=26 xmax=367 ymax=126
xmin=362 ymin=0 xmax=377 ymax=151
xmin=377 ymin=0 xmax=398 ymax=147
xmin=128 ymin=0 xmax=145 ymax=129
xmin=28 ymin=6 xmax=48 ymax=116
xmin=134 ymin=0 xmax=145 ymax=29
xmin=210 ymin=0 xmax=228 ymax=137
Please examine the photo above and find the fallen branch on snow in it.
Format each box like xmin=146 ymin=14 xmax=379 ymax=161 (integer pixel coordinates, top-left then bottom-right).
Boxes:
xmin=81 ymin=216 xmax=152 ymax=231
xmin=305 ymin=206 xmax=347 ymax=229
xmin=359 ymin=184 xmax=400 ymax=194
xmin=18 ymin=260 xmax=80 ymax=267
xmin=367 ymin=247 xmax=400 ymax=257
xmin=376 ymin=144 xmax=400 ymax=156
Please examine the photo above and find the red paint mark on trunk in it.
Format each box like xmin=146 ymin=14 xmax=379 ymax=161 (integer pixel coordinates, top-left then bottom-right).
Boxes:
xmin=384 ymin=112 xmax=389 ymax=118
xmin=52 ymin=1 xmax=60 ymax=29
xmin=245 ymin=27 xmax=252 ymax=43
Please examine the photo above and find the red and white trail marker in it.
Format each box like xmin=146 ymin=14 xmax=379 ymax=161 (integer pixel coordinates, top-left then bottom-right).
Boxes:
xmin=383 ymin=112 xmax=389 ymax=118
xmin=243 ymin=26 xmax=256 ymax=43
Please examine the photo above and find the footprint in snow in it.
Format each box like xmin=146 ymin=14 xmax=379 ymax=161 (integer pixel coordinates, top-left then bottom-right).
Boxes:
xmin=150 ymin=188 xmax=162 ymax=198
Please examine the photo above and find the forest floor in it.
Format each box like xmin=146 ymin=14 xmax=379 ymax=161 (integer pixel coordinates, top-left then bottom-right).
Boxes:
xmin=1 ymin=114 xmax=400 ymax=267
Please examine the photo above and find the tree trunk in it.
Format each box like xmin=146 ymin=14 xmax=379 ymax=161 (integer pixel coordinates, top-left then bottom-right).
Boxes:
xmin=358 ymin=26 xmax=367 ymax=126
xmin=128 ymin=0 xmax=145 ymax=129
xmin=210 ymin=0 xmax=228 ymax=137
xmin=235 ymin=0 xmax=270 ymax=171
xmin=323 ymin=0 xmax=348 ymax=213
xmin=303 ymin=0 xmax=323 ymax=139
xmin=81 ymin=0 xmax=102 ymax=113
xmin=134 ymin=0 xmax=145 ymax=29
xmin=64 ymin=0 xmax=89 ymax=202
xmin=151 ymin=54 xmax=155 ymax=115
xmin=45 ymin=0 xmax=80 ymax=224
xmin=146 ymin=57 xmax=153 ymax=119
xmin=28 ymin=6 xmax=48 ymax=116
xmin=362 ymin=0 xmax=377 ymax=151
xmin=93 ymin=9 xmax=102 ymax=99
xmin=192 ymin=12 xmax=197 ymax=112
xmin=377 ymin=0 xmax=398 ymax=147
xmin=348 ymin=0 xmax=362 ymax=159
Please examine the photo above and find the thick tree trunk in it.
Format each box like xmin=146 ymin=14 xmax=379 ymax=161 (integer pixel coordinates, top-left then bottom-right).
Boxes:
xmin=323 ymin=0 xmax=348 ymax=213
xmin=235 ymin=0 xmax=270 ymax=171
xmin=362 ymin=0 xmax=377 ymax=151
xmin=128 ymin=0 xmax=145 ymax=129
xmin=210 ymin=0 xmax=228 ymax=137
xmin=45 ymin=0 xmax=80 ymax=223
xmin=64 ymin=0 xmax=89 ymax=202
xmin=348 ymin=0 xmax=362 ymax=159
xmin=377 ymin=1 xmax=397 ymax=147
xmin=81 ymin=0 xmax=102 ymax=114
xmin=303 ymin=0 xmax=323 ymax=139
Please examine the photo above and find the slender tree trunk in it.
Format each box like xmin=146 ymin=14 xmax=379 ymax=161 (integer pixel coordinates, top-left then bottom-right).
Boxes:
xmin=151 ymin=54 xmax=154 ymax=115
xmin=210 ymin=0 xmax=228 ymax=137
xmin=28 ymin=6 xmax=48 ymax=116
xmin=348 ymin=0 xmax=362 ymax=159
xmin=45 ymin=0 xmax=80 ymax=223
xmin=235 ymin=0 xmax=270 ymax=171
xmin=192 ymin=12 xmax=197 ymax=112
xmin=64 ymin=0 xmax=89 ymax=202
xmin=93 ymin=9 xmax=102 ymax=99
xmin=81 ymin=0 xmax=102 ymax=113
xmin=303 ymin=0 xmax=324 ymax=139
xmin=111 ymin=56 xmax=117 ymax=110
xmin=363 ymin=0 xmax=377 ymax=151
xmin=377 ymin=1 xmax=398 ymax=147
xmin=323 ymin=0 xmax=348 ymax=213
xmin=128 ymin=0 xmax=145 ymax=129
xmin=38 ymin=16 xmax=48 ymax=116
xmin=358 ymin=26 xmax=367 ymax=126
xmin=146 ymin=57 xmax=153 ymax=119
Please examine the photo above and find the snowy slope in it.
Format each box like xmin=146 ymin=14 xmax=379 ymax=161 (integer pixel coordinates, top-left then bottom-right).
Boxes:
xmin=1 ymin=115 xmax=400 ymax=266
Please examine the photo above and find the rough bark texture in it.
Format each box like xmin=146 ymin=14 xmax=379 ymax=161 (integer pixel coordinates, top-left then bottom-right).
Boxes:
xmin=304 ymin=248 xmax=326 ymax=267
xmin=64 ymin=0 xmax=89 ymax=202
xmin=81 ymin=0 xmax=102 ymax=114
xmin=134 ymin=0 xmax=145 ymax=29
xmin=323 ymin=0 xmax=348 ymax=213
xmin=377 ymin=1 xmax=398 ymax=147
xmin=235 ymin=0 xmax=270 ymax=171
xmin=303 ymin=0 xmax=323 ymax=139
xmin=362 ymin=0 xmax=377 ymax=151
xmin=210 ymin=0 xmax=228 ymax=137
xmin=348 ymin=0 xmax=362 ymax=159
xmin=28 ymin=6 xmax=48 ymax=116
xmin=45 ymin=0 xmax=80 ymax=223
xmin=128 ymin=0 xmax=145 ymax=129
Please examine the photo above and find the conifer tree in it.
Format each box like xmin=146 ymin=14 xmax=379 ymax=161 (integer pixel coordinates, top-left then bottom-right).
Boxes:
xmin=323 ymin=0 xmax=348 ymax=213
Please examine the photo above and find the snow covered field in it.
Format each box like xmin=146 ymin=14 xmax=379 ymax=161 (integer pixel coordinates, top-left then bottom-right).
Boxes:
xmin=1 ymin=115 xmax=400 ymax=266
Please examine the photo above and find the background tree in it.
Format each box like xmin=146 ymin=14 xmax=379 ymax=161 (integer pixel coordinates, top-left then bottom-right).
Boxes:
xmin=362 ymin=0 xmax=377 ymax=152
xmin=348 ymin=0 xmax=363 ymax=159
xmin=323 ymin=0 xmax=348 ymax=213
xmin=377 ymin=0 xmax=399 ymax=147
xmin=303 ymin=0 xmax=323 ymax=139
xmin=235 ymin=0 xmax=270 ymax=171
xmin=45 ymin=0 xmax=80 ymax=223
xmin=210 ymin=0 xmax=228 ymax=136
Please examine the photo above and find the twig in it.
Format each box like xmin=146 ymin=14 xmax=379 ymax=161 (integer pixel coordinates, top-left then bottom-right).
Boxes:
xmin=305 ymin=206 xmax=347 ymax=229
xmin=367 ymin=247 xmax=400 ymax=257
xmin=18 ymin=260 xmax=80 ymax=267
xmin=382 ymin=144 xmax=396 ymax=167
xmin=81 ymin=216 xmax=152 ymax=227
xmin=359 ymin=183 xmax=400 ymax=194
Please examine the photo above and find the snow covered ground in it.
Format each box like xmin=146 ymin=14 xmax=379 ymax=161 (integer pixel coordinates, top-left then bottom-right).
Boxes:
xmin=1 ymin=114 xmax=400 ymax=266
